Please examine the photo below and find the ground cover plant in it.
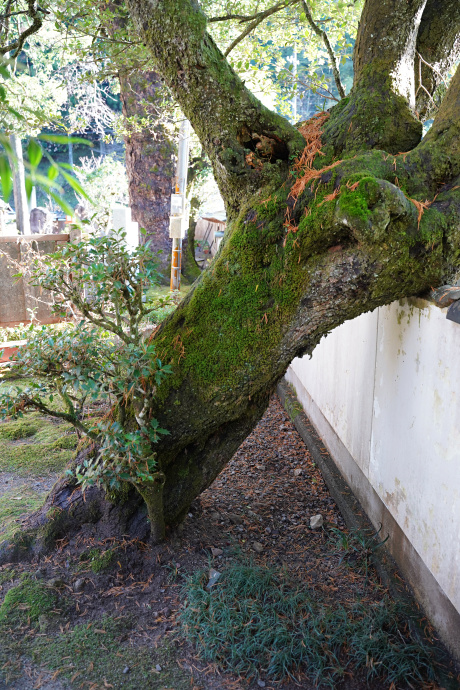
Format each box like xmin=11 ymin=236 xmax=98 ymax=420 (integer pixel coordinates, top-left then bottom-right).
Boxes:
xmin=181 ymin=562 xmax=436 ymax=687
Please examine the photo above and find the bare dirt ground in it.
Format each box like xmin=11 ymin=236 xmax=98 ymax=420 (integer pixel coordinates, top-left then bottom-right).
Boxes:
xmin=0 ymin=395 xmax=457 ymax=690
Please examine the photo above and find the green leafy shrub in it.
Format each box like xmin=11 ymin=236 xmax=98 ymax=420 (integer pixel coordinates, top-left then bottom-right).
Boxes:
xmin=0 ymin=230 xmax=173 ymax=541
xmin=180 ymin=563 xmax=436 ymax=687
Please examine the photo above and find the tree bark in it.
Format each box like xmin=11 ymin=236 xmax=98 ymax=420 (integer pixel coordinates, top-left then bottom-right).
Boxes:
xmin=5 ymin=0 xmax=460 ymax=553
xmin=415 ymin=0 xmax=460 ymax=118
xmin=119 ymin=70 xmax=175 ymax=277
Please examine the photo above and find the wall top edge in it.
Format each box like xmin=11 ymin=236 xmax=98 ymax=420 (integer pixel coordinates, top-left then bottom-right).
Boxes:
xmin=0 ymin=234 xmax=70 ymax=243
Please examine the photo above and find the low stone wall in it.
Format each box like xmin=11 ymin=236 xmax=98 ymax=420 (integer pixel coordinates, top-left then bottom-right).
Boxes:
xmin=0 ymin=234 xmax=70 ymax=327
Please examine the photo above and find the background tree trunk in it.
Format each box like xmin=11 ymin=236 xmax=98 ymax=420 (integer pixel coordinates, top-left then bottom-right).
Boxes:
xmin=119 ymin=70 xmax=175 ymax=278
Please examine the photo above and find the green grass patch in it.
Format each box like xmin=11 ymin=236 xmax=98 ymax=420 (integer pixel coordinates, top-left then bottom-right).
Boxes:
xmin=0 ymin=411 xmax=76 ymax=476
xmin=0 ymin=485 xmax=46 ymax=542
xmin=32 ymin=615 xmax=192 ymax=689
xmin=145 ymin=284 xmax=191 ymax=301
xmin=180 ymin=563 xmax=437 ymax=688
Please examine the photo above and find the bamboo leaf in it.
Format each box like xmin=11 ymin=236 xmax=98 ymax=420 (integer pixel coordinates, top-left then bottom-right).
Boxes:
xmin=0 ymin=155 xmax=12 ymax=201
xmin=60 ymin=170 xmax=91 ymax=201
xmin=39 ymin=134 xmax=92 ymax=146
xmin=27 ymin=139 xmax=43 ymax=168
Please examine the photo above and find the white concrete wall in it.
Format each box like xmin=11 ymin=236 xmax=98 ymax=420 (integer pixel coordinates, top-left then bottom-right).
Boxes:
xmin=286 ymin=298 xmax=460 ymax=634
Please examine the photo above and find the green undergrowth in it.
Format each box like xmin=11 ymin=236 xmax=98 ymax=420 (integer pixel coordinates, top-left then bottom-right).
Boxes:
xmin=180 ymin=563 xmax=438 ymax=688
xmin=0 ymin=485 xmax=46 ymax=542
xmin=0 ymin=411 xmax=76 ymax=476
xmin=143 ymin=284 xmax=192 ymax=324
xmin=31 ymin=615 xmax=192 ymax=689
xmin=285 ymin=384 xmax=303 ymax=421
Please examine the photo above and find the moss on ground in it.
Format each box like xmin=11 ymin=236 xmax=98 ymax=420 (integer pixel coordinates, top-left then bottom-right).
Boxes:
xmin=0 ymin=485 xmax=46 ymax=542
xmin=31 ymin=616 xmax=193 ymax=689
xmin=0 ymin=411 xmax=76 ymax=476
xmin=0 ymin=417 xmax=40 ymax=440
xmin=285 ymin=385 xmax=303 ymax=421
xmin=0 ymin=576 xmax=59 ymax=626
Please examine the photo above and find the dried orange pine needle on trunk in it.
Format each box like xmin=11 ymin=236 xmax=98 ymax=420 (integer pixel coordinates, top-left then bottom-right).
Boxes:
xmin=318 ymin=187 xmax=341 ymax=206
xmin=406 ymin=196 xmax=434 ymax=228
xmin=289 ymin=112 xmax=342 ymax=202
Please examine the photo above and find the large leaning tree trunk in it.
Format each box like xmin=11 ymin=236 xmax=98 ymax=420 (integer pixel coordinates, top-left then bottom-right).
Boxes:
xmin=5 ymin=0 xmax=460 ymax=557
xmin=119 ymin=69 xmax=175 ymax=276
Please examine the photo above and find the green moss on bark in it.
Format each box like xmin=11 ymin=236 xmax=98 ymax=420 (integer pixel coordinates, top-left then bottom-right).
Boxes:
xmin=323 ymin=64 xmax=423 ymax=159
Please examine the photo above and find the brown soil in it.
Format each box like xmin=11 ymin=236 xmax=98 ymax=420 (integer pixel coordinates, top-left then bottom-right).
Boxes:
xmin=0 ymin=395 xmax=455 ymax=690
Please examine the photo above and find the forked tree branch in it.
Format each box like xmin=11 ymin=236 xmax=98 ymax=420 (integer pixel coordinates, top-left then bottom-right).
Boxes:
xmin=0 ymin=0 xmax=47 ymax=56
xmin=210 ymin=1 xmax=294 ymax=24
xmin=354 ymin=0 xmax=428 ymax=106
xmin=301 ymin=0 xmax=345 ymax=99
xmin=126 ymin=0 xmax=304 ymax=212
xmin=224 ymin=0 xmax=297 ymax=56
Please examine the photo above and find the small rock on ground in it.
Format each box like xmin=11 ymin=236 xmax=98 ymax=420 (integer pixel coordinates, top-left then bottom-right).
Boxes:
xmin=310 ymin=514 xmax=324 ymax=529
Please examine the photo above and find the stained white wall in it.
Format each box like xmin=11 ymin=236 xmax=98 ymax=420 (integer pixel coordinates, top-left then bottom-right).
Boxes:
xmin=286 ymin=298 xmax=460 ymax=618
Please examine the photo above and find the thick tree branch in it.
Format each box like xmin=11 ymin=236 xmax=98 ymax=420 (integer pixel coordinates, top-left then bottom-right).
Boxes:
xmin=415 ymin=0 xmax=460 ymax=118
xmin=126 ymin=0 xmax=305 ymax=215
xmin=301 ymin=0 xmax=345 ymax=99
xmin=147 ymin=150 xmax=460 ymax=523
xmin=354 ymin=0 xmax=427 ymax=107
xmin=414 ymin=64 xmax=460 ymax=186
xmin=320 ymin=0 xmax=432 ymax=157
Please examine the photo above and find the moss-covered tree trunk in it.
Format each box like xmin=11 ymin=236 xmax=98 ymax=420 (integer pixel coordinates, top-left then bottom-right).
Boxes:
xmin=119 ymin=70 xmax=175 ymax=276
xmin=8 ymin=0 xmax=460 ymax=553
